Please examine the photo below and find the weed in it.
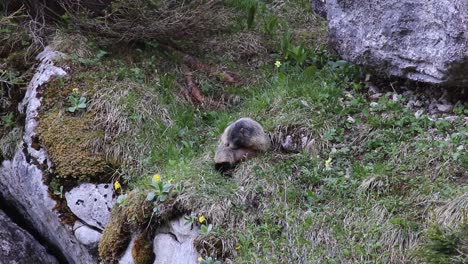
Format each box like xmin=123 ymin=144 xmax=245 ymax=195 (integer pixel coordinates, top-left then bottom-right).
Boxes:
xmin=70 ymin=49 xmax=108 ymax=66
xmin=67 ymin=88 xmax=87 ymax=113
xmin=1 ymin=112 xmax=14 ymax=128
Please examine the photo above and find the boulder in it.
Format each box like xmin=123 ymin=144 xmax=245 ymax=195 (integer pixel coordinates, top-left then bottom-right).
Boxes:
xmin=314 ymin=0 xmax=468 ymax=86
xmin=66 ymin=183 xmax=115 ymax=230
xmin=0 ymin=209 xmax=59 ymax=264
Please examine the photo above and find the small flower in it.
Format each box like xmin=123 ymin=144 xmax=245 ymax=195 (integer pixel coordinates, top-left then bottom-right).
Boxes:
xmin=153 ymin=174 xmax=161 ymax=182
xmin=72 ymin=88 xmax=79 ymax=93
xmin=235 ymin=244 xmax=241 ymax=250
xmin=198 ymin=215 xmax=205 ymax=224
xmin=274 ymin=60 xmax=281 ymax=68
xmin=197 ymin=256 xmax=203 ymax=262
xmin=325 ymin=157 xmax=332 ymax=168
xmin=114 ymin=181 xmax=121 ymax=190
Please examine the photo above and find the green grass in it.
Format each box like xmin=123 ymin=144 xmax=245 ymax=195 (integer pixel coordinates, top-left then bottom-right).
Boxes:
xmin=38 ymin=1 xmax=467 ymax=262
xmin=117 ymin=55 xmax=466 ymax=263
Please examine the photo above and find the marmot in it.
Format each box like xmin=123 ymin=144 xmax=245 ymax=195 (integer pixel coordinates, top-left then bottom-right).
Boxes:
xmin=214 ymin=118 xmax=271 ymax=172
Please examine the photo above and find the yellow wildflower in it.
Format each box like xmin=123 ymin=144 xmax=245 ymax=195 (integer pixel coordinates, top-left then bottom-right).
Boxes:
xmin=197 ymin=256 xmax=203 ymax=262
xmin=198 ymin=215 xmax=205 ymax=224
xmin=153 ymin=174 xmax=161 ymax=182
xmin=114 ymin=181 xmax=121 ymax=190
xmin=274 ymin=60 xmax=281 ymax=68
xmin=325 ymin=157 xmax=332 ymax=168
xmin=235 ymin=244 xmax=241 ymax=250
xmin=72 ymin=88 xmax=79 ymax=93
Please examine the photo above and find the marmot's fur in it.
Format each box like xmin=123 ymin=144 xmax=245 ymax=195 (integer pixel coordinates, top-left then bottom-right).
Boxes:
xmin=220 ymin=118 xmax=271 ymax=151
xmin=214 ymin=118 xmax=271 ymax=172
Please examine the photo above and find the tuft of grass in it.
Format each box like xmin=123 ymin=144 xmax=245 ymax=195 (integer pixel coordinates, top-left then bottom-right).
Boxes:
xmin=435 ymin=192 xmax=468 ymax=228
xmin=417 ymin=223 xmax=468 ymax=264
xmin=0 ymin=127 xmax=22 ymax=160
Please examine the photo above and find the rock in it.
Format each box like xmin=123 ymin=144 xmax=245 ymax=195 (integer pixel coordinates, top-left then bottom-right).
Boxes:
xmin=73 ymin=222 xmax=102 ymax=249
xmin=0 ymin=47 xmax=96 ymax=263
xmin=65 ymin=183 xmax=115 ymax=230
xmin=436 ymin=103 xmax=453 ymax=113
xmin=314 ymin=0 xmax=468 ymax=86
xmin=0 ymin=209 xmax=59 ymax=264
xmin=119 ymin=236 xmax=136 ymax=264
xmin=118 ymin=217 xmax=200 ymax=264
xmin=281 ymin=135 xmax=295 ymax=152
xmin=414 ymin=109 xmax=424 ymax=119
xmin=153 ymin=217 xmax=200 ymax=264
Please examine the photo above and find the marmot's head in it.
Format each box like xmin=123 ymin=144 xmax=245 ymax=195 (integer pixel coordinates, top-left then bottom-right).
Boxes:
xmin=214 ymin=144 xmax=257 ymax=173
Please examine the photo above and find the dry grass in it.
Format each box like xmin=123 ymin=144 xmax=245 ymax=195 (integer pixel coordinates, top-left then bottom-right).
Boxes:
xmin=435 ymin=192 xmax=468 ymax=227
xmin=0 ymin=7 xmax=45 ymax=60
xmin=48 ymin=30 xmax=93 ymax=58
xmin=270 ymin=124 xmax=324 ymax=155
xmin=87 ymin=80 xmax=172 ymax=176
xmin=0 ymin=127 xmax=22 ymax=160
xmin=202 ymin=32 xmax=270 ymax=62
xmin=63 ymin=0 xmax=236 ymax=45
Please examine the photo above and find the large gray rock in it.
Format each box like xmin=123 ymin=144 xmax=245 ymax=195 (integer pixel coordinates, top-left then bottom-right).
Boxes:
xmin=0 ymin=47 xmax=97 ymax=264
xmin=66 ymin=183 xmax=115 ymax=230
xmin=315 ymin=0 xmax=468 ymax=86
xmin=0 ymin=209 xmax=59 ymax=264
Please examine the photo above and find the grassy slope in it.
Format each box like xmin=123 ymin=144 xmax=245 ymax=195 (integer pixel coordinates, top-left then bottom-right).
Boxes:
xmin=36 ymin=0 xmax=467 ymax=263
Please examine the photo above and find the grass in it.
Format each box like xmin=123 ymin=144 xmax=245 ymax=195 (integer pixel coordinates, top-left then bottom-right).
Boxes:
xmin=15 ymin=0 xmax=466 ymax=263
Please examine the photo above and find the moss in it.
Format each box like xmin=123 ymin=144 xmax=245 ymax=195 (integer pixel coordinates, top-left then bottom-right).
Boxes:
xmin=99 ymin=191 xmax=153 ymax=264
xmin=99 ymin=191 xmax=190 ymax=263
xmin=37 ymin=110 xmax=112 ymax=182
xmin=132 ymin=233 xmax=155 ymax=264
xmin=98 ymin=206 xmax=132 ymax=264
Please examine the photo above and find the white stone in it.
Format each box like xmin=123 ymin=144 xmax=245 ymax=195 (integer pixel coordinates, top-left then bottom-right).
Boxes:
xmin=65 ymin=183 xmax=115 ymax=230
xmin=119 ymin=236 xmax=136 ymax=264
xmin=74 ymin=225 xmax=102 ymax=248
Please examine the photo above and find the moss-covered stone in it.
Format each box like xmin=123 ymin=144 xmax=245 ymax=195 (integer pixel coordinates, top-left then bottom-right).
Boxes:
xmin=99 ymin=191 xmax=152 ymax=264
xmin=132 ymin=233 xmax=155 ymax=264
xmin=98 ymin=191 xmax=190 ymax=263
xmin=37 ymin=110 xmax=111 ymax=182
xmin=98 ymin=205 xmax=132 ymax=264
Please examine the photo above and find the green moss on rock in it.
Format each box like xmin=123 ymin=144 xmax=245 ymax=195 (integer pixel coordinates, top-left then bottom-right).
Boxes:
xmin=99 ymin=191 xmax=152 ymax=264
xmin=99 ymin=191 xmax=190 ymax=263
xmin=37 ymin=110 xmax=111 ymax=181
xmin=132 ymin=233 xmax=155 ymax=264
xmin=98 ymin=205 xmax=132 ymax=264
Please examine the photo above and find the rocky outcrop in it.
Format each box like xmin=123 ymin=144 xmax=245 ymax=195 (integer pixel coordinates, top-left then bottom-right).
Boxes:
xmin=0 ymin=209 xmax=59 ymax=264
xmin=0 ymin=47 xmax=96 ymax=263
xmin=314 ymin=0 xmax=468 ymax=86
